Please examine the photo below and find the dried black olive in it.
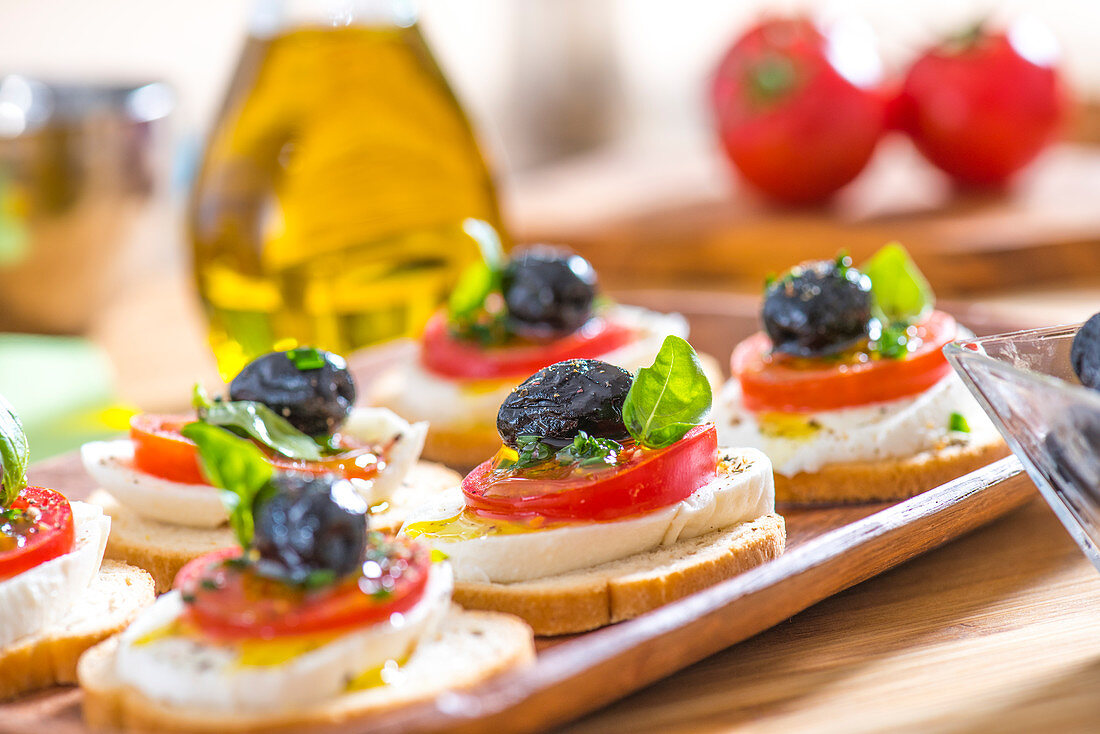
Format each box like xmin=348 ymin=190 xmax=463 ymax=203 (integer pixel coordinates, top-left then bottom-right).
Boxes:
xmin=502 ymin=245 xmax=597 ymax=340
xmin=229 ymin=348 xmax=356 ymax=436
xmin=252 ymin=473 xmax=368 ymax=584
xmin=763 ymin=259 xmax=873 ymax=357
xmin=497 ymin=359 xmax=632 ymax=448
xmin=1071 ymin=312 xmax=1100 ymax=390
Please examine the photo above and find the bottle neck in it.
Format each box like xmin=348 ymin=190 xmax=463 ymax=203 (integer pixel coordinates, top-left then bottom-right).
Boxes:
xmin=250 ymin=0 xmax=418 ymax=37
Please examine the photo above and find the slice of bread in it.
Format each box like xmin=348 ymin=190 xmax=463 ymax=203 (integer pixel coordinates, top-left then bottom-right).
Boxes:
xmin=93 ymin=461 xmax=461 ymax=593
xmin=79 ymin=605 xmax=535 ymax=733
xmin=0 ymin=560 xmax=154 ymax=701
xmin=774 ymin=434 xmax=1009 ymax=504
xmin=453 ymin=513 xmax=785 ymax=636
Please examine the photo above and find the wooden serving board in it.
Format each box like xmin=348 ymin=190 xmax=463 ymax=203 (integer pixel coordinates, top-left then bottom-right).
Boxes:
xmin=0 ymin=294 xmax=1037 ymax=734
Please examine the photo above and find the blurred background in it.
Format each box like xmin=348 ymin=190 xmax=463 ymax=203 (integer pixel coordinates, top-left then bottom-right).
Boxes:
xmin=3 ymin=0 xmax=1100 ymax=456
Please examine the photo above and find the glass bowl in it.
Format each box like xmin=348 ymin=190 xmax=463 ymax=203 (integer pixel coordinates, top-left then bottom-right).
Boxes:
xmin=946 ymin=322 xmax=1100 ymax=570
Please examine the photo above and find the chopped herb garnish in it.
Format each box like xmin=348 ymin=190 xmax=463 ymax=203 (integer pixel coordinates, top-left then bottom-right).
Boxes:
xmin=200 ymin=578 xmax=220 ymax=591
xmin=949 ymin=412 xmax=971 ymax=433
xmin=555 ymin=431 xmax=622 ymax=467
xmin=286 ymin=347 xmax=326 ymax=371
xmin=302 ymin=568 xmax=337 ymax=589
xmin=874 ymin=322 xmax=912 ymax=360
xmin=512 ymin=434 xmax=555 ymax=469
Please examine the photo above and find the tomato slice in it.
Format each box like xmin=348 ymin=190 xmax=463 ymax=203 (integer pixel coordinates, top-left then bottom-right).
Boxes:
xmin=462 ymin=424 xmax=718 ymax=522
xmin=732 ymin=310 xmax=957 ymax=413
xmin=0 ymin=486 xmax=76 ymax=581
xmin=174 ymin=540 xmax=430 ymax=640
xmin=132 ymin=414 xmax=207 ymax=485
xmin=420 ymin=311 xmax=637 ymax=380
xmin=131 ymin=415 xmax=383 ymax=484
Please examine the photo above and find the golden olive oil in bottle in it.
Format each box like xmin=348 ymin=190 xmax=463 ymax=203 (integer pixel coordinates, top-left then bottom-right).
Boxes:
xmin=189 ymin=2 xmax=503 ymax=378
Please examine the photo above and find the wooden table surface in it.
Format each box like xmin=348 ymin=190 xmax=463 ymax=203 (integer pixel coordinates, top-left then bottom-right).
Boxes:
xmin=560 ymin=496 xmax=1100 ymax=734
xmin=81 ymin=274 xmax=1100 ymax=733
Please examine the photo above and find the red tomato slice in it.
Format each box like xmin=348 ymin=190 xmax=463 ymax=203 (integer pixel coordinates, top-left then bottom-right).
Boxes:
xmin=732 ymin=311 xmax=957 ymax=413
xmin=131 ymin=415 xmax=382 ymax=484
xmin=462 ymin=424 xmax=718 ymax=522
xmin=0 ymin=486 xmax=76 ymax=581
xmin=131 ymin=414 xmax=206 ymax=485
xmin=174 ymin=542 xmax=430 ymax=640
xmin=420 ymin=311 xmax=637 ymax=380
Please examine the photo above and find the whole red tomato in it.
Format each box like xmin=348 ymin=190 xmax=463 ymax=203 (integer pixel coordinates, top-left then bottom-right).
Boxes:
xmin=897 ymin=20 xmax=1066 ymax=186
xmin=710 ymin=17 xmax=888 ymax=205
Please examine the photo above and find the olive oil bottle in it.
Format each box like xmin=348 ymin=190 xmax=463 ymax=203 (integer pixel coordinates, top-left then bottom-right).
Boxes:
xmin=189 ymin=1 xmax=503 ymax=378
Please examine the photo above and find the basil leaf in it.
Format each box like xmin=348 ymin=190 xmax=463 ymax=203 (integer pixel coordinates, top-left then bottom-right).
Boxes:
xmin=200 ymin=400 xmax=322 ymax=461
xmin=192 ymin=382 xmax=214 ymax=411
xmin=862 ymin=242 xmax=934 ymax=324
xmin=0 ymin=395 xmax=28 ymax=507
xmin=448 ymin=219 xmax=505 ymax=323
xmin=622 ymin=335 xmax=712 ymax=449
xmin=181 ymin=422 xmax=274 ymax=548
xmin=449 ymin=261 xmax=498 ymax=321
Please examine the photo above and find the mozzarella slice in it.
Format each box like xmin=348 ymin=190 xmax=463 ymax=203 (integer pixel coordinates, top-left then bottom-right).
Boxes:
xmin=114 ymin=563 xmax=453 ymax=712
xmin=0 ymin=500 xmax=110 ymax=647
xmin=80 ymin=407 xmax=429 ymax=528
xmin=400 ymin=448 xmax=774 ymax=583
xmin=714 ymin=373 xmax=1001 ymax=477
xmin=81 ymin=440 xmax=226 ymax=528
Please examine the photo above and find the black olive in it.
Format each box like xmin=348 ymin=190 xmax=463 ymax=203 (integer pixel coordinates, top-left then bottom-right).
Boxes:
xmin=763 ymin=259 xmax=873 ymax=357
xmin=1071 ymin=312 xmax=1100 ymax=390
xmin=229 ymin=349 xmax=356 ymax=435
xmin=1045 ymin=404 xmax=1100 ymax=504
xmin=252 ymin=473 xmax=368 ymax=584
xmin=497 ymin=359 xmax=632 ymax=448
xmin=502 ymin=245 xmax=597 ymax=340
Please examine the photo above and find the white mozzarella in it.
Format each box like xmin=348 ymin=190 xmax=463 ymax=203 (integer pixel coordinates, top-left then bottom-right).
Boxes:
xmin=341 ymin=408 xmax=428 ymax=506
xmin=399 ymin=448 xmax=774 ymax=583
xmin=368 ymin=305 xmax=690 ymax=431
xmin=80 ymin=407 xmax=428 ymax=528
xmin=114 ymin=563 xmax=453 ymax=712
xmin=0 ymin=500 xmax=110 ymax=647
xmin=81 ymin=440 xmax=226 ymax=528
xmin=714 ymin=373 xmax=1000 ymax=477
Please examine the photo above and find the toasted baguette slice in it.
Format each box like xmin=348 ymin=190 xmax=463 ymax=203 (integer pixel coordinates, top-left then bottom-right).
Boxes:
xmin=453 ymin=513 xmax=785 ymax=636
xmin=774 ymin=434 xmax=1009 ymax=504
xmin=79 ymin=605 xmax=535 ymax=733
xmin=0 ymin=560 xmax=154 ymax=701
xmin=92 ymin=461 xmax=460 ymax=593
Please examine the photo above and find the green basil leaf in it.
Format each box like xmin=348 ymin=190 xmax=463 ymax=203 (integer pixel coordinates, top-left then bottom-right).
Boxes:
xmin=0 ymin=395 xmax=28 ymax=507
xmin=181 ymin=422 xmax=274 ymax=548
xmin=192 ymin=382 xmax=214 ymax=411
xmin=949 ymin=412 xmax=971 ymax=433
xmin=200 ymin=400 xmax=322 ymax=461
xmin=448 ymin=219 xmax=505 ymax=323
xmin=449 ymin=261 xmax=497 ymax=320
xmin=622 ymin=335 xmax=712 ymax=449
xmin=862 ymin=242 xmax=934 ymax=324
